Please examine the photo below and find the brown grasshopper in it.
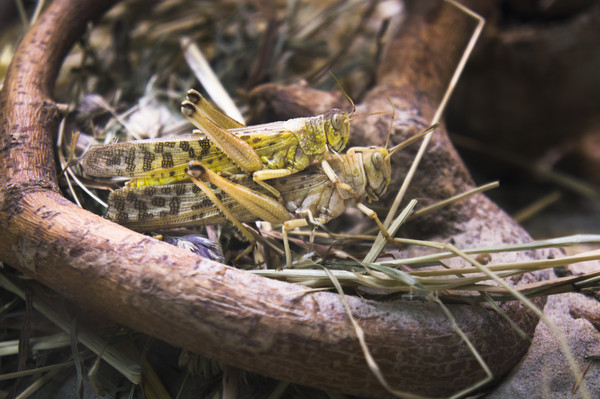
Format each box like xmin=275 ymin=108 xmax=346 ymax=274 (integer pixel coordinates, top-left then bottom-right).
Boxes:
xmin=82 ymin=90 xmax=351 ymax=198
xmin=105 ymin=125 xmax=436 ymax=267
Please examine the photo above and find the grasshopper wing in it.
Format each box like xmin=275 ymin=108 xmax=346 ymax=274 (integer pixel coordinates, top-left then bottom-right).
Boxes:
xmin=106 ymin=182 xmax=256 ymax=231
xmin=81 ymin=134 xmax=223 ymax=178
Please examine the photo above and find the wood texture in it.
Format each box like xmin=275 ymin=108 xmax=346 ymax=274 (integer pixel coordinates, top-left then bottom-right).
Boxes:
xmin=0 ymin=1 xmax=546 ymax=397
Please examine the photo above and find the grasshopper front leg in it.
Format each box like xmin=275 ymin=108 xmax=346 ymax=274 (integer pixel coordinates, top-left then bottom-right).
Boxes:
xmin=320 ymin=159 xmax=402 ymax=250
xmin=354 ymin=202 xmax=402 ymax=249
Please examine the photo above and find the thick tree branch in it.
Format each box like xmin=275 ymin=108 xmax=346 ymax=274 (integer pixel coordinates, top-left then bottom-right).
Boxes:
xmin=0 ymin=0 xmax=545 ymax=397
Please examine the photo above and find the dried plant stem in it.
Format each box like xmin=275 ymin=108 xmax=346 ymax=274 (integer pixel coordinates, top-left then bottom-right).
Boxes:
xmin=0 ymin=0 xmax=546 ymax=397
xmin=0 ymin=361 xmax=73 ymax=381
xmin=0 ymin=274 xmax=142 ymax=384
xmin=379 ymin=0 xmax=485 ymax=233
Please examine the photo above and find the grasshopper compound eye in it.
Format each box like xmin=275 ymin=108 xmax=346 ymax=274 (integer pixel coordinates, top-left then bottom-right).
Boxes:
xmin=331 ymin=113 xmax=345 ymax=131
xmin=364 ymin=149 xmax=391 ymax=200
xmin=371 ymin=152 xmax=384 ymax=170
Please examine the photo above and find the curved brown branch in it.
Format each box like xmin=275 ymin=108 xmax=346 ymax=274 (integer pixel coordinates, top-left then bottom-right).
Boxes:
xmin=0 ymin=0 xmax=545 ymax=397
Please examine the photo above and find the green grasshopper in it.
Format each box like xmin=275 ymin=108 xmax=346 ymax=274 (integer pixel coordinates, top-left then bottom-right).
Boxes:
xmin=105 ymin=125 xmax=436 ymax=267
xmin=106 ymin=146 xmax=392 ymax=267
xmin=82 ymin=90 xmax=350 ymax=198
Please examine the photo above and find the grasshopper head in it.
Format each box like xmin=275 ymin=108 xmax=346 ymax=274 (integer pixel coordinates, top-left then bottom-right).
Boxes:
xmin=360 ymin=147 xmax=392 ymax=202
xmin=325 ymin=109 xmax=350 ymax=153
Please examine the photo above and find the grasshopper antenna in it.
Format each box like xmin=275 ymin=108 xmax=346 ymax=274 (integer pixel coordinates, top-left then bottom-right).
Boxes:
xmin=342 ymin=82 xmax=395 ymax=123
xmin=384 ymin=98 xmax=396 ymax=150
xmin=348 ymin=110 xmax=393 ymax=122
xmin=380 ymin=0 xmax=485 ymax=231
xmin=329 ymin=71 xmax=356 ymax=117
xmin=387 ymin=123 xmax=439 ymax=159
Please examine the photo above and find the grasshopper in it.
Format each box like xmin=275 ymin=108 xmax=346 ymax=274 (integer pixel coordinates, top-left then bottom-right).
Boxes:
xmin=82 ymin=90 xmax=351 ymax=198
xmin=105 ymin=125 xmax=437 ymax=267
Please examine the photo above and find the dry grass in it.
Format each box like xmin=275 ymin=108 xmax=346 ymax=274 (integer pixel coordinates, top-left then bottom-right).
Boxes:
xmin=1 ymin=0 xmax=599 ymax=398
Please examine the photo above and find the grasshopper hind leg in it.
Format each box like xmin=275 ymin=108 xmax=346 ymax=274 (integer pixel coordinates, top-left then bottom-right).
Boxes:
xmin=187 ymin=160 xmax=292 ymax=265
xmin=187 ymin=174 xmax=257 ymax=264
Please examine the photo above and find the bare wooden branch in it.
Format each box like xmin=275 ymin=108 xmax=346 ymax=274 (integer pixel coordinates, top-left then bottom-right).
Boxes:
xmin=0 ymin=0 xmax=546 ymax=397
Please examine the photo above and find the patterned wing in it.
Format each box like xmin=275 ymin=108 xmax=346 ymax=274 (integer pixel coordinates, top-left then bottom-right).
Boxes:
xmin=82 ymin=126 xmax=298 ymax=183
xmin=106 ymin=183 xmax=256 ymax=231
